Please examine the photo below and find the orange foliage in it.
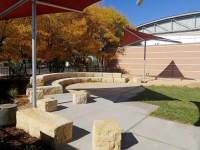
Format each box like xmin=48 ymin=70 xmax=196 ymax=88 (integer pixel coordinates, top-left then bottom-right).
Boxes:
xmin=0 ymin=5 xmax=130 ymax=65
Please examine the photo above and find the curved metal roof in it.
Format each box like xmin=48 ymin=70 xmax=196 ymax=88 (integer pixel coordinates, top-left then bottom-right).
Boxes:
xmin=138 ymin=11 xmax=200 ymax=28
xmin=137 ymin=11 xmax=200 ymax=34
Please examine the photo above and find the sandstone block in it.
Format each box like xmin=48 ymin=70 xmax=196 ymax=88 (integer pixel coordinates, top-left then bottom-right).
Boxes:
xmin=85 ymin=72 xmax=94 ymax=77
xmin=79 ymin=77 xmax=91 ymax=83
xmin=113 ymin=78 xmax=127 ymax=83
xmin=103 ymin=73 xmax=113 ymax=78
xmin=16 ymin=108 xmax=73 ymax=146
xmin=76 ymin=72 xmax=87 ymax=77
xmin=41 ymin=85 xmax=63 ymax=95
xmin=30 ymin=76 xmax=45 ymax=86
xmin=102 ymin=78 xmax=114 ymax=83
xmin=90 ymin=77 xmax=102 ymax=82
xmin=112 ymin=73 xmax=122 ymax=78
xmin=128 ymin=77 xmax=139 ymax=83
xmin=26 ymin=88 xmax=44 ymax=102
xmin=93 ymin=72 xmax=103 ymax=77
xmin=62 ymin=72 xmax=74 ymax=78
xmin=71 ymin=90 xmax=88 ymax=104
xmin=92 ymin=120 xmax=121 ymax=150
xmin=37 ymin=98 xmax=57 ymax=112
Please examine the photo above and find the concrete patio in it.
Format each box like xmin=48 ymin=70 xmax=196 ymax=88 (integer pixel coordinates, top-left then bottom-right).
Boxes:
xmin=45 ymin=83 xmax=200 ymax=150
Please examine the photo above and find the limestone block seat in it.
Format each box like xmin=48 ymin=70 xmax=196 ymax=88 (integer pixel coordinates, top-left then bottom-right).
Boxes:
xmin=93 ymin=120 xmax=121 ymax=150
xmin=26 ymin=85 xmax=63 ymax=101
xmin=70 ymin=90 xmax=88 ymax=104
xmin=17 ymin=108 xmax=73 ymax=146
xmin=37 ymin=98 xmax=57 ymax=112
xmin=26 ymin=89 xmax=44 ymax=102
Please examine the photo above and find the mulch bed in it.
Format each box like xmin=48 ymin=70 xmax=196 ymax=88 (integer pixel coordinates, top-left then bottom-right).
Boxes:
xmin=0 ymin=127 xmax=54 ymax=150
xmin=0 ymin=78 xmax=55 ymax=150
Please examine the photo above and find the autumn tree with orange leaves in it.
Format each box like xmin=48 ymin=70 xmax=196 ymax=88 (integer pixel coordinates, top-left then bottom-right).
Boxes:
xmin=0 ymin=5 xmax=130 ymax=72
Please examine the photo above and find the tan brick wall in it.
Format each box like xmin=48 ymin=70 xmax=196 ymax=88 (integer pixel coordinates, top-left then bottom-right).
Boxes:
xmin=116 ymin=43 xmax=200 ymax=79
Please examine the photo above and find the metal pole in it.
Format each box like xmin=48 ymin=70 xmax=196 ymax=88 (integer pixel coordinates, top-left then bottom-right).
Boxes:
xmin=143 ymin=41 xmax=147 ymax=82
xmin=32 ymin=0 xmax=37 ymax=107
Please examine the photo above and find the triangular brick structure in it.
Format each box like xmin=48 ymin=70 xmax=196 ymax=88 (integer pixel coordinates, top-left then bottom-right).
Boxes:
xmin=157 ymin=60 xmax=185 ymax=78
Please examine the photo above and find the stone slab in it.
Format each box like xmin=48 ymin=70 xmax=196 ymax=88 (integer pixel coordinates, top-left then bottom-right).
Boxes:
xmin=17 ymin=108 xmax=73 ymax=146
xmin=92 ymin=120 xmax=121 ymax=150
xmin=112 ymin=73 xmax=122 ymax=78
xmin=102 ymin=78 xmax=114 ymax=83
xmin=71 ymin=90 xmax=88 ymax=104
xmin=37 ymin=98 xmax=58 ymax=112
xmin=26 ymin=88 xmax=44 ymax=102
xmin=113 ymin=78 xmax=127 ymax=83
xmin=103 ymin=73 xmax=113 ymax=78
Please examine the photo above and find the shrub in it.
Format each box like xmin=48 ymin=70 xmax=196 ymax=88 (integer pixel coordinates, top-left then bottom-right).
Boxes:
xmin=8 ymin=88 xmax=18 ymax=98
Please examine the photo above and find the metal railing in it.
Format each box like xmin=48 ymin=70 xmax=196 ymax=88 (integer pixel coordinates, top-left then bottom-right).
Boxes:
xmin=0 ymin=66 xmax=120 ymax=77
xmin=0 ymin=67 xmax=9 ymax=76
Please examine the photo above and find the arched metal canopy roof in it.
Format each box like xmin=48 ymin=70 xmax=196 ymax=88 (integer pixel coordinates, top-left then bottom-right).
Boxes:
xmin=137 ymin=11 xmax=200 ymax=34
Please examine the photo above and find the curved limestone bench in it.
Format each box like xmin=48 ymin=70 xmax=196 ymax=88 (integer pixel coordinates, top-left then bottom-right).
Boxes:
xmin=51 ymin=77 xmax=127 ymax=92
xmin=27 ymin=72 xmax=127 ymax=99
xmin=26 ymin=85 xmax=63 ymax=102
xmin=31 ymin=72 xmax=123 ymax=86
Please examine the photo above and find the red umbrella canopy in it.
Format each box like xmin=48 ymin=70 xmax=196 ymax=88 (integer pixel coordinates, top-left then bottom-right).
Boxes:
xmin=0 ymin=0 xmax=100 ymax=20
xmin=121 ymin=27 xmax=180 ymax=46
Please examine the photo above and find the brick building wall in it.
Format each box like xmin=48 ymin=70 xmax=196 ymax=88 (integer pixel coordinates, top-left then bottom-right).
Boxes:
xmin=116 ymin=43 xmax=200 ymax=79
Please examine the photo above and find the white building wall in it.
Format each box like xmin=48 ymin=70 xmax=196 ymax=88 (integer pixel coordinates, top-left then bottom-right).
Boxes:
xmin=144 ymin=31 xmax=200 ymax=45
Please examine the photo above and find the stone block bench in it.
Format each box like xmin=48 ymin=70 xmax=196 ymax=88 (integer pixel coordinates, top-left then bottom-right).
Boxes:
xmin=31 ymin=72 xmax=123 ymax=86
xmin=26 ymin=85 xmax=63 ymax=102
xmin=27 ymin=72 xmax=128 ymax=99
xmin=37 ymin=98 xmax=57 ymax=112
xmin=93 ymin=120 xmax=121 ymax=150
xmin=26 ymin=89 xmax=44 ymax=102
xmin=17 ymin=108 xmax=73 ymax=146
xmin=52 ymin=77 xmax=127 ymax=90
xmin=70 ymin=90 xmax=88 ymax=104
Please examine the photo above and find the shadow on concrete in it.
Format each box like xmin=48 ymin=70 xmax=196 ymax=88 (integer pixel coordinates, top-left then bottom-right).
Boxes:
xmin=58 ymin=101 xmax=72 ymax=105
xmin=64 ymin=85 xmax=200 ymax=127
xmin=40 ymin=126 xmax=89 ymax=148
xmin=121 ymin=132 xmax=139 ymax=150
xmin=56 ymin=105 xmax=68 ymax=111
xmin=87 ymin=96 xmax=96 ymax=103
xmin=130 ymin=87 xmax=177 ymax=102
xmin=71 ymin=126 xmax=90 ymax=142
xmin=70 ymin=86 xmax=176 ymax=103
xmin=65 ymin=86 xmax=141 ymax=103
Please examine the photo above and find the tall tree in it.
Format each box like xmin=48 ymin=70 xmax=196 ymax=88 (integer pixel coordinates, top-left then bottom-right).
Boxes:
xmin=0 ymin=5 xmax=132 ymax=71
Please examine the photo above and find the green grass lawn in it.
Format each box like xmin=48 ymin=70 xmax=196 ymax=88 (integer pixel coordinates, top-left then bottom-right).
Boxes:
xmin=131 ymin=86 xmax=200 ymax=126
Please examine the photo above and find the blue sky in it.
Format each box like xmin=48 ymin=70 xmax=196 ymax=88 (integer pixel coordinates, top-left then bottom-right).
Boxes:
xmin=101 ymin=0 xmax=200 ymax=26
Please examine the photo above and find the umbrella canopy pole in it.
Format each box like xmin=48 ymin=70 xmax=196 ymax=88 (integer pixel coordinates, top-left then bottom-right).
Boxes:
xmin=143 ymin=41 xmax=147 ymax=82
xmin=32 ymin=0 xmax=37 ymax=107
